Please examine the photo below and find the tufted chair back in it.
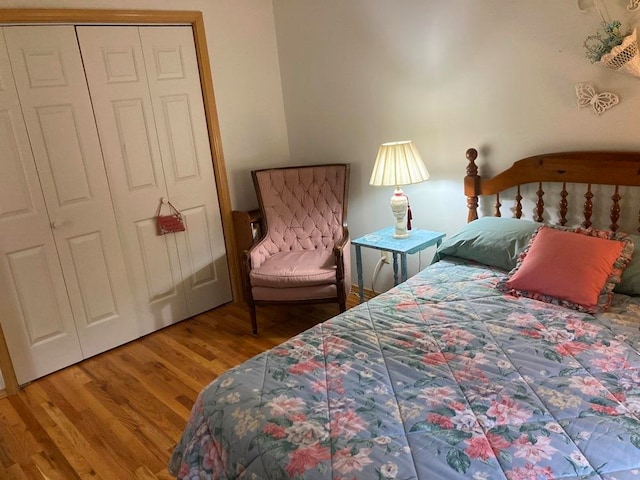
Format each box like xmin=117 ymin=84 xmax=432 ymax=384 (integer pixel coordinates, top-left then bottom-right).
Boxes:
xmin=244 ymin=164 xmax=351 ymax=334
xmin=252 ymin=165 xmax=347 ymax=260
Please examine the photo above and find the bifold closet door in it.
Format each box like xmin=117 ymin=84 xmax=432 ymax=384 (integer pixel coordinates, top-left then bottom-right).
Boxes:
xmin=139 ymin=27 xmax=231 ymax=317
xmin=78 ymin=26 xmax=231 ymax=335
xmin=76 ymin=26 xmax=190 ymax=334
xmin=3 ymin=27 xmax=139 ymax=365
xmin=0 ymin=29 xmax=83 ymax=384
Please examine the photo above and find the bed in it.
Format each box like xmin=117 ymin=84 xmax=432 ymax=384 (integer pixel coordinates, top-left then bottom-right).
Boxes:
xmin=169 ymin=148 xmax=640 ymax=479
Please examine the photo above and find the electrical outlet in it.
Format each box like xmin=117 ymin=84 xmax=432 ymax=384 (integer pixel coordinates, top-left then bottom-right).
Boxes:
xmin=381 ymin=251 xmax=391 ymax=264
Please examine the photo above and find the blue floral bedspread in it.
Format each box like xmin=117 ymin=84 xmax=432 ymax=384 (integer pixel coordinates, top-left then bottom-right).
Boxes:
xmin=169 ymin=258 xmax=640 ymax=479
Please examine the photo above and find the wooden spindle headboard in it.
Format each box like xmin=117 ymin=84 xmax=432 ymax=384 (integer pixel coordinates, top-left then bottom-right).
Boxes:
xmin=464 ymin=148 xmax=640 ymax=232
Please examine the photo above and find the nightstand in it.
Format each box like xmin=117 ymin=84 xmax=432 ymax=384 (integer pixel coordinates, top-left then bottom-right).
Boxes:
xmin=352 ymin=226 xmax=446 ymax=303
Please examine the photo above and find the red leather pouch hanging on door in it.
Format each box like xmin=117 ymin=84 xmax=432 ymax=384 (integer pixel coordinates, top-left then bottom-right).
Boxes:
xmin=156 ymin=198 xmax=186 ymax=235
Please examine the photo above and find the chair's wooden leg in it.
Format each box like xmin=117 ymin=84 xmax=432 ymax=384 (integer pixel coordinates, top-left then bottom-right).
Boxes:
xmin=338 ymin=300 xmax=346 ymax=313
xmin=243 ymin=266 xmax=258 ymax=334
xmin=248 ymin=301 xmax=258 ymax=335
xmin=337 ymin=286 xmax=347 ymax=313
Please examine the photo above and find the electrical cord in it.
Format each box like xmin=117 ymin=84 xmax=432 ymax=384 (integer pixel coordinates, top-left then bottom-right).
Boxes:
xmin=371 ymin=249 xmax=429 ymax=296
xmin=370 ymin=256 xmax=386 ymax=296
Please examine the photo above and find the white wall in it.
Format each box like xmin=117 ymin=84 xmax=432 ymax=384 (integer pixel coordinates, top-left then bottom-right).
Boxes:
xmin=5 ymin=1 xmax=640 ymax=293
xmin=0 ymin=0 xmax=291 ymax=212
xmin=273 ymin=0 xmax=640 ymax=291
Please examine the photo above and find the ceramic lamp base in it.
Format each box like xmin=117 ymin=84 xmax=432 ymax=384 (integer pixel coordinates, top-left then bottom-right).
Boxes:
xmin=390 ymin=187 xmax=409 ymax=238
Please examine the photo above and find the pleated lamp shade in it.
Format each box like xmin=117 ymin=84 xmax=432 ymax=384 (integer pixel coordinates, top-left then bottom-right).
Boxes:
xmin=369 ymin=141 xmax=430 ymax=187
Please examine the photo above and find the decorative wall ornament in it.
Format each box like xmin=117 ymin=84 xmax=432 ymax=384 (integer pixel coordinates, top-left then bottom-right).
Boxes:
xmin=575 ymin=82 xmax=619 ymax=115
xmin=600 ymin=28 xmax=640 ymax=76
xmin=576 ymin=0 xmax=610 ymax=15
xmin=584 ymin=20 xmax=628 ymax=62
xmin=577 ymin=0 xmax=639 ymax=14
xmin=576 ymin=0 xmax=596 ymax=14
xmin=580 ymin=0 xmax=640 ymax=77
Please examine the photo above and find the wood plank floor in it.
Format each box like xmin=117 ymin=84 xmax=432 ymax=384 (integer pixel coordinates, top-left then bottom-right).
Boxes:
xmin=0 ymin=293 xmax=361 ymax=479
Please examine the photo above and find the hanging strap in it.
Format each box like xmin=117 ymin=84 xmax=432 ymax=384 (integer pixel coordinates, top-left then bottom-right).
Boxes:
xmin=155 ymin=197 xmax=181 ymax=217
xmin=576 ymin=0 xmax=608 ymax=21
xmin=593 ymin=0 xmax=608 ymax=22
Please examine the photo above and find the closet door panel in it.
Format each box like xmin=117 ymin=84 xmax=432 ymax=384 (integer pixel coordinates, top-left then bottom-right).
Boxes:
xmin=160 ymin=94 xmax=200 ymax=180
xmin=0 ymin=29 xmax=83 ymax=385
xmin=67 ymin=232 xmax=119 ymax=324
xmin=4 ymin=26 xmax=139 ymax=357
xmin=8 ymin=247 xmax=65 ymax=340
xmin=0 ymin=112 xmax=32 ymax=217
xmin=140 ymin=27 xmax=231 ymax=316
xmin=113 ymin=99 xmax=156 ymax=189
xmin=134 ymin=219 xmax=183 ymax=303
xmin=35 ymin=105 xmax=92 ymax=204
xmin=180 ymin=205 xmax=216 ymax=287
xmin=77 ymin=26 xmax=189 ymax=336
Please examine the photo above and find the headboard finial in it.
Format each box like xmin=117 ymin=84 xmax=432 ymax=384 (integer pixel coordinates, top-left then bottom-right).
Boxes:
xmin=466 ymin=148 xmax=478 ymax=176
xmin=464 ymin=148 xmax=480 ymax=222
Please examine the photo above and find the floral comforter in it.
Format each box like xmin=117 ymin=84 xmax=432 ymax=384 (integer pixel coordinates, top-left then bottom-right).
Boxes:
xmin=169 ymin=258 xmax=640 ymax=479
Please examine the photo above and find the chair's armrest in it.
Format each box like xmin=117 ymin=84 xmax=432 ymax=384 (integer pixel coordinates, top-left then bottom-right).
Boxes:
xmin=247 ymin=234 xmax=274 ymax=271
xmin=243 ymin=236 xmax=272 ymax=301
xmin=333 ymin=225 xmax=350 ymax=282
xmin=333 ymin=225 xmax=350 ymax=253
xmin=233 ymin=209 xmax=263 ymax=295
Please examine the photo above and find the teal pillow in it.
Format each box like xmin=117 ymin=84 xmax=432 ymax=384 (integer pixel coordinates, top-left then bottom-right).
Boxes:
xmin=614 ymin=234 xmax=640 ymax=295
xmin=433 ymin=217 xmax=540 ymax=271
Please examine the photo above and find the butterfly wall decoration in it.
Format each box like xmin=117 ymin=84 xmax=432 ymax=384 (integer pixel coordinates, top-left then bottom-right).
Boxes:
xmin=575 ymin=82 xmax=619 ymax=115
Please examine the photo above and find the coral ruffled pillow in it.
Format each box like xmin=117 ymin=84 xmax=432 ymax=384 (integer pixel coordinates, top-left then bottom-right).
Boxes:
xmin=498 ymin=226 xmax=634 ymax=313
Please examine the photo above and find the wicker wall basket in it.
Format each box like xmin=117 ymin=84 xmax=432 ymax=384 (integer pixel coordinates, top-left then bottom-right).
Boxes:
xmin=599 ymin=28 xmax=640 ymax=77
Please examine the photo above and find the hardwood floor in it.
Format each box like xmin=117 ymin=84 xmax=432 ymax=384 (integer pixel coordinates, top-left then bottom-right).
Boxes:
xmin=0 ymin=293 xmax=361 ymax=479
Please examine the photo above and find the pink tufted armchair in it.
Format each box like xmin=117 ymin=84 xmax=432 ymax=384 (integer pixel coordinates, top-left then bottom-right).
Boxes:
xmin=243 ymin=164 xmax=351 ymax=334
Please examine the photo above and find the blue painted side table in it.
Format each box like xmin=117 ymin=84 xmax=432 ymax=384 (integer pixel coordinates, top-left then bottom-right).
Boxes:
xmin=352 ymin=227 xmax=446 ymax=303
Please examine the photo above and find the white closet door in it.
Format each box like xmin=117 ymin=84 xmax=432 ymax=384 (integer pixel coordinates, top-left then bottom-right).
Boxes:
xmin=77 ymin=26 xmax=190 ymax=336
xmin=140 ymin=27 xmax=232 ymax=316
xmin=0 ymin=29 xmax=83 ymax=384
xmin=4 ymin=26 xmax=139 ymax=358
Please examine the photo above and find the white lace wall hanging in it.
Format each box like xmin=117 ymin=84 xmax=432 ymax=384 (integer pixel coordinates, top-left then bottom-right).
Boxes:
xmin=600 ymin=28 xmax=640 ymax=75
xmin=580 ymin=0 xmax=640 ymax=77
xmin=577 ymin=0 xmax=639 ymax=13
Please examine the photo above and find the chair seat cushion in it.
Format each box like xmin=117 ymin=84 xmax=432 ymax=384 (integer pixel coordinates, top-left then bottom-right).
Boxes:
xmin=250 ymin=250 xmax=336 ymax=288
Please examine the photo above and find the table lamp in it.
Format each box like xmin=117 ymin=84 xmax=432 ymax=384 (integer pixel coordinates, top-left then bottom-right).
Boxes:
xmin=369 ymin=140 xmax=430 ymax=239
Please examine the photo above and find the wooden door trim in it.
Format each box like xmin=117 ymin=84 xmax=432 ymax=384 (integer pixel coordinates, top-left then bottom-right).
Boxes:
xmin=0 ymin=9 xmax=241 ymax=395
xmin=0 ymin=324 xmax=18 ymax=396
